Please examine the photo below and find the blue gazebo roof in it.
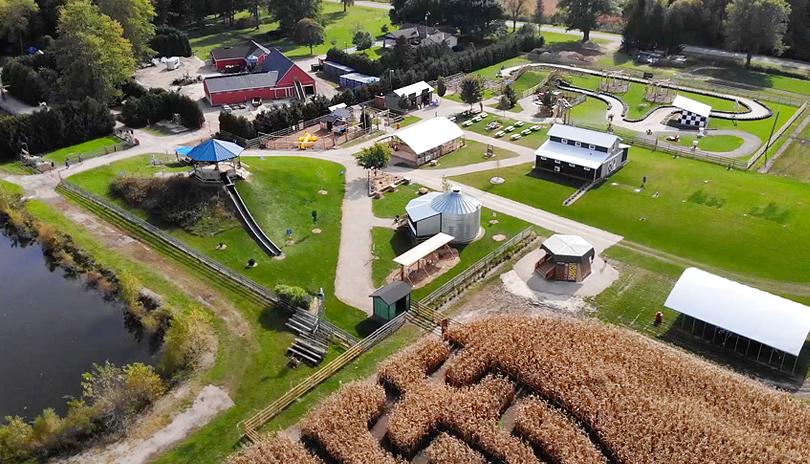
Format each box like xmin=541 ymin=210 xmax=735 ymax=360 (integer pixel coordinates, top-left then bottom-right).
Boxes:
xmin=187 ymin=139 xmax=243 ymax=162
xmin=175 ymin=146 xmax=193 ymax=155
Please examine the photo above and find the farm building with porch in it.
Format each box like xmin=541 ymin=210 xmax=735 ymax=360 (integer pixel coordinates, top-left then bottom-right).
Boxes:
xmin=534 ymin=124 xmax=629 ymax=182
xmin=210 ymin=40 xmax=270 ymax=71
xmin=386 ymin=81 xmax=434 ymax=110
xmin=535 ymin=234 xmax=595 ymax=282
xmin=665 ymin=268 xmax=810 ymax=374
xmin=389 ymin=117 xmax=465 ymax=167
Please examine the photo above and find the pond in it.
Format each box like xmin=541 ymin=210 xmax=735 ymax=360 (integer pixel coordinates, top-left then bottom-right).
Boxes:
xmin=0 ymin=230 xmax=160 ymax=420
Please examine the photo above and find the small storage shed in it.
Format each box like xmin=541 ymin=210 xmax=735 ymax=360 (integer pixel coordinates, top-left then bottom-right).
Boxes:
xmin=322 ymin=61 xmax=355 ymax=79
xmin=370 ymin=281 xmax=413 ymax=321
xmin=387 ymin=81 xmax=434 ymax=110
xmin=405 ymin=188 xmax=482 ymax=244
xmin=339 ymin=72 xmax=380 ymax=89
xmin=672 ymin=95 xmax=712 ymax=127
xmin=536 ymin=234 xmax=595 ymax=282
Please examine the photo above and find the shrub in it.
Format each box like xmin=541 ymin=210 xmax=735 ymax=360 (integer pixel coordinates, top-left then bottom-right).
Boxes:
xmin=161 ymin=308 xmax=216 ymax=376
xmin=274 ymin=284 xmax=309 ymax=308
xmin=150 ymin=25 xmax=192 ymax=57
xmin=121 ymin=91 xmax=203 ymax=129
xmin=219 ymin=111 xmax=258 ymax=139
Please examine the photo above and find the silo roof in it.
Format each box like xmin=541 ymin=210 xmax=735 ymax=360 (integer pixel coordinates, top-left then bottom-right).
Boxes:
xmin=429 ymin=188 xmax=482 ymax=215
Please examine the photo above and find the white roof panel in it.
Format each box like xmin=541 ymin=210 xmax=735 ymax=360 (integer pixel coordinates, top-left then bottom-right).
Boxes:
xmin=394 ymin=117 xmax=464 ymax=155
xmin=542 ymin=234 xmax=594 ymax=258
xmin=394 ymin=233 xmax=454 ymax=267
xmin=405 ymin=192 xmax=442 ymax=221
xmin=664 ymin=268 xmax=810 ymax=356
xmin=548 ymin=124 xmax=619 ymax=149
xmin=534 ymin=139 xmax=611 ymax=170
xmin=393 ymin=81 xmax=434 ymax=97
xmin=672 ymin=95 xmax=712 ymax=118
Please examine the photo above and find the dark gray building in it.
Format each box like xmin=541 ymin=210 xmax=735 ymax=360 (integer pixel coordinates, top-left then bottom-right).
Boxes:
xmin=534 ymin=124 xmax=629 ymax=182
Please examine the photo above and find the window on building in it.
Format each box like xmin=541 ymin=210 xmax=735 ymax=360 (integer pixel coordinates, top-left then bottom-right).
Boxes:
xmin=554 ymin=160 xmax=560 ymax=164
xmin=584 ymin=167 xmax=591 ymax=171
xmin=569 ymin=163 xmax=575 ymax=168
xmin=575 ymin=141 xmax=581 ymax=147
xmin=554 ymin=166 xmax=561 ymax=172
xmin=561 ymin=139 xmax=568 ymax=145
xmin=588 ymin=144 xmax=595 ymax=150
xmin=540 ymin=156 xmax=547 ymax=160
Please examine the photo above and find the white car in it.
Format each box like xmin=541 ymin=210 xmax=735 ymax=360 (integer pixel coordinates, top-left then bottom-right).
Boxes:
xmin=463 ymin=120 xmax=474 ymax=127
xmin=472 ymin=116 xmax=482 ymax=122
xmin=510 ymin=134 xmax=522 ymax=140
xmin=495 ymin=131 xmax=506 ymax=138
xmin=505 ymin=126 xmax=515 ymax=132
xmin=521 ymin=129 xmax=532 ymax=136
xmin=514 ymin=121 xmax=525 ymax=127
xmin=480 ymin=112 xmax=488 ymax=118
xmin=531 ymin=125 xmax=542 ymax=131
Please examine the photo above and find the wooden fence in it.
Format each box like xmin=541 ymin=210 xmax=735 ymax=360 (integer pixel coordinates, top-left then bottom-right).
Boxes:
xmin=241 ymin=311 xmax=409 ymax=441
xmin=746 ymin=101 xmax=808 ymax=168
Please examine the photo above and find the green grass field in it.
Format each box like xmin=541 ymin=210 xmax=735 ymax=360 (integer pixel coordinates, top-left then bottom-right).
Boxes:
xmin=692 ymin=67 xmax=810 ymax=97
xmin=657 ymin=134 xmax=746 ymax=152
xmin=43 ymin=136 xmax=121 ymax=164
xmin=0 ymin=161 xmax=38 ymax=175
xmin=457 ymin=113 xmax=550 ymax=149
xmin=401 ymin=115 xmax=421 ymax=127
xmin=512 ymin=70 xmax=548 ymax=95
xmin=472 ymin=57 xmax=532 ymax=80
xmin=709 ymin=103 xmax=799 ymax=146
xmin=450 ymin=146 xmax=810 ymax=283
xmin=769 ymin=124 xmax=810 ymax=183
xmin=487 ymin=100 xmax=525 ymax=113
xmin=422 ymin=139 xmax=519 ymax=169
xmin=189 ymin=3 xmax=393 ymax=59
xmin=68 ymin=154 xmax=369 ymax=336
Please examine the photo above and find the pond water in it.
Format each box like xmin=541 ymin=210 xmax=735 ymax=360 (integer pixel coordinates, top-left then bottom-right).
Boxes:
xmin=0 ymin=231 xmax=159 ymax=420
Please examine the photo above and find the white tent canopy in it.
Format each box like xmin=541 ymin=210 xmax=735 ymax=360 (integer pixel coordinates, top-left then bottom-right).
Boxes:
xmin=672 ymin=95 xmax=712 ymax=118
xmin=394 ymin=117 xmax=464 ymax=155
xmin=393 ymin=81 xmax=434 ymax=98
xmin=665 ymin=268 xmax=810 ymax=356
xmin=394 ymin=233 xmax=454 ymax=267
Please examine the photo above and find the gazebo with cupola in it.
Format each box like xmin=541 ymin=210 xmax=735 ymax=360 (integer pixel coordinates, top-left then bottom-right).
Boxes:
xmin=186 ymin=139 xmax=248 ymax=184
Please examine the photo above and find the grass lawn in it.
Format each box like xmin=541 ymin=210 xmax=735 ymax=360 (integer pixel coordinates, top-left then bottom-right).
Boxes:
xmin=449 ymin=146 xmax=810 ymax=283
xmin=354 ymin=45 xmax=385 ymax=60
xmin=472 ymin=57 xmax=532 ymax=80
xmin=188 ymin=3 xmax=393 ymax=59
xmin=542 ymin=31 xmax=610 ymax=46
xmin=401 ymin=115 xmax=421 ymax=127
xmin=512 ymin=70 xmax=548 ymax=95
xmin=570 ymin=97 xmax=611 ymax=127
xmin=709 ymin=102 xmax=799 ymax=146
xmin=657 ymin=134 xmax=746 ymax=152
xmin=42 ymin=136 xmax=121 ymax=164
xmin=487 ymin=100 xmax=525 ymax=114
xmin=692 ymin=67 xmax=810 ymax=97
xmin=0 ymin=161 xmax=38 ymax=175
xmin=422 ymin=139 xmax=519 ymax=169
xmin=770 ymin=124 xmax=810 ymax=183
xmin=369 ymin=185 xmax=533 ymax=299
xmin=68 ymin=154 xmax=369 ymax=336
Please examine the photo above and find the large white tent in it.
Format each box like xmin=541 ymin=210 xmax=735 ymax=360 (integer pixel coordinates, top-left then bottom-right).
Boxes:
xmin=665 ymin=268 xmax=810 ymax=360
xmin=393 ymin=117 xmax=464 ymax=156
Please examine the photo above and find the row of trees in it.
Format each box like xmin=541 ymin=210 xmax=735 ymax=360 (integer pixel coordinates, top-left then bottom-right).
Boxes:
xmin=121 ymin=88 xmax=204 ymax=129
xmin=0 ymin=98 xmax=114 ymax=160
xmin=622 ymin=0 xmax=796 ymax=65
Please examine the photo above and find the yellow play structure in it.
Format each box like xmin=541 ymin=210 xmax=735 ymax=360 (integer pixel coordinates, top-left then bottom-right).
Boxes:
xmin=296 ymin=133 xmax=319 ymax=149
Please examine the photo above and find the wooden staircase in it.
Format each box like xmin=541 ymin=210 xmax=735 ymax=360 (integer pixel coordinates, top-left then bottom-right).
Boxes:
xmin=535 ymin=260 xmax=556 ymax=279
xmin=287 ymin=336 xmax=328 ymax=365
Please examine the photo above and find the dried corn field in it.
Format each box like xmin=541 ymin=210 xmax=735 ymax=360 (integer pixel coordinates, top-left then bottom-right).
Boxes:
xmin=228 ymin=315 xmax=810 ymax=464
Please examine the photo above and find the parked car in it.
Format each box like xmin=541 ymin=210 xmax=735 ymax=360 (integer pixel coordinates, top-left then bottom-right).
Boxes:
xmin=252 ymin=97 xmax=262 ymax=107
xmin=505 ymin=126 xmax=515 ymax=132
xmin=531 ymin=125 xmax=542 ymax=131
xmin=521 ymin=129 xmax=532 ymax=136
xmin=510 ymin=134 xmax=522 ymax=140
xmin=514 ymin=121 xmax=525 ymax=127
xmin=495 ymin=131 xmax=506 ymax=138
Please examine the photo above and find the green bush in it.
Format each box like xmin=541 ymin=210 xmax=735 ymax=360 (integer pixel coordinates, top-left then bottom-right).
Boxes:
xmin=160 ymin=308 xmax=216 ymax=377
xmin=150 ymin=25 xmax=193 ymax=57
xmin=274 ymin=284 xmax=309 ymax=308
xmin=121 ymin=91 xmax=203 ymax=129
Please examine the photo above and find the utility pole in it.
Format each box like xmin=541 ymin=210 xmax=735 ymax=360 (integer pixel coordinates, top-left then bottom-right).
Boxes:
xmin=763 ymin=111 xmax=780 ymax=163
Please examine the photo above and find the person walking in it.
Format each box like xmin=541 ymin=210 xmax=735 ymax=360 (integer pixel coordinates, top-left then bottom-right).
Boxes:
xmin=65 ymin=158 xmax=70 ymax=169
xmin=78 ymin=153 xmax=83 ymax=164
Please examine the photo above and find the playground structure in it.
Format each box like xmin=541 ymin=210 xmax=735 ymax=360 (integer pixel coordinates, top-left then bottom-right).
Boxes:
xmin=600 ymin=70 xmax=630 ymax=93
xmin=645 ymin=79 xmax=678 ymax=104
xmin=296 ymin=133 xmax=319 ymax=150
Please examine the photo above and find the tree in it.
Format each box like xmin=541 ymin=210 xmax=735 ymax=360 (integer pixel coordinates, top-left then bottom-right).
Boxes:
xmin=534 ymin=0 xmax=545 ymax=23
xmin=391 ymin=35 xmax=415 ymax=69
xmin=459 ymin=74 xmax=484 ymax=110
xmin=97 ymin=0 xmax=156 ymax=61
xmin=725 ymin=0 xmax=791 ymax=66
xmin=342 ymin=0 xmax=354 ymax=11
xmin=353 ymin=29 xmax=373 ymax=50
xmin=557 ymin=0 xmax=613 ymax=41
xmin=0 ymin=0 xmax=40 ymax=54
xmin=505 ymin=0 xmax=529 ymax=31
xmin=436 ymin=76 xmax=447 ymax=97
xmin=355 ymin=142 xmax=391 ymax=170
xmin=498 ymin=94 xmax=511 ymax=110
xmin=51 ymin=0 xmax=136 ymax=104
xmin=269 ymin=0 xmax=321 ymax=32
xmin=294 ymin=17 xmax=325 ymax=54
xmin=397 ymin=93 xmax=412 ymax=110
xmin=504 ymin=83 xmax=518 ymax=107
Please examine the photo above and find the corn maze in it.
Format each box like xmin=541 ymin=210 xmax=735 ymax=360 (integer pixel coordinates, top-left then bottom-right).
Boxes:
xmin=227 ymin=315 xmax=810 ymax=464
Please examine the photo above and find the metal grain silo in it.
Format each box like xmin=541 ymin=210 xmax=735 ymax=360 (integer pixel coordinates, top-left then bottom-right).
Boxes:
xmin=430 ymin=187 xmax=482 ymax=244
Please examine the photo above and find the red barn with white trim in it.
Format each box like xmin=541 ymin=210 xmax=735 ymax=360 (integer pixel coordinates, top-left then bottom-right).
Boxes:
xmin=204 ymin=46 xmax=316 ymax=106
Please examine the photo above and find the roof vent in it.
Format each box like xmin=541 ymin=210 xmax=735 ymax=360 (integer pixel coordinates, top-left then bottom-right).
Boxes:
xmin=451 ymin=186 xmax=461 ymax=193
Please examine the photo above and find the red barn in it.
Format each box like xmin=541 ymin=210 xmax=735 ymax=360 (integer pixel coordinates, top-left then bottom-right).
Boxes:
xmin=210 ymin=40 xmax=270 ymax=71
xmin=204 ymin=47 xmax=317 ymax=106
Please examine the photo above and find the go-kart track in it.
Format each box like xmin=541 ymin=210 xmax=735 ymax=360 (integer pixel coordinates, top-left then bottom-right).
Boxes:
xmin=500 ymin=62 xmax=774 ymax=158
